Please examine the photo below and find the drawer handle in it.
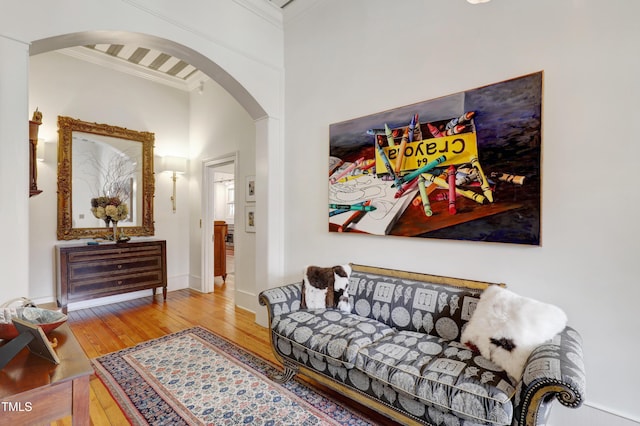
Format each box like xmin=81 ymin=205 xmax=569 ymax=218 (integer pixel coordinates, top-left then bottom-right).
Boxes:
xmin=117 ymin=280 xmax=123 ymax=285
xmin=117 ymin=264 xmax=123 ymax=269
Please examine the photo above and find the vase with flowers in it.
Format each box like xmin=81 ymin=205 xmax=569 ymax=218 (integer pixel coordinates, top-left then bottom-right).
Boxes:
xmin=90 ymin=196 xmax=129 ymax=241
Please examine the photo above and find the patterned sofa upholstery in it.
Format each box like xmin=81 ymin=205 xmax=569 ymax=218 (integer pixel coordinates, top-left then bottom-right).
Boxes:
xmin=259 ymin=264 xmax=585 ymax=426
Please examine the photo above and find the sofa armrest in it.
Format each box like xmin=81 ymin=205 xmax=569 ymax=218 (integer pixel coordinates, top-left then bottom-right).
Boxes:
xmin=258 ymin=282 xmax=302 ymax=323
xmin=515 ymin=326 xmax=586 ymax=426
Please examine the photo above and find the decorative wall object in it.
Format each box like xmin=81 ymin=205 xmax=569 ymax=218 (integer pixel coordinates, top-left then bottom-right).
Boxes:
xmin=245 ymin=175 xmax=256 ymax=202
xmin=328 ymin=72 xmax=542 ymax=245
xmin=57 ymin=116 xmax=155 ymax=240
xmin=29 ymin=108 xmax=43 ymax=197
xmin=245 ymin=205 xmax=256 ymax=233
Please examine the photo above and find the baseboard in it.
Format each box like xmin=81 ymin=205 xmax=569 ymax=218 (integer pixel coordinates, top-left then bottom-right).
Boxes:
xmin=548 ymin=401 xmax=639 ymax=426
xmin=234 ymin=288 xmax=256 ymax=314
xmin=167 ymin=274 xmax=189 ymax=291
xmin=65 ymin=290 xmax=154 ymax=312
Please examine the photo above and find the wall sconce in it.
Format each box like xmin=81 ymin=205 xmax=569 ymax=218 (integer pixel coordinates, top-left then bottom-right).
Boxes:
xmin=36 ymin=138 xmax=45 ymax=161
xmin=161 ymin=156 xmax=188 ymax=213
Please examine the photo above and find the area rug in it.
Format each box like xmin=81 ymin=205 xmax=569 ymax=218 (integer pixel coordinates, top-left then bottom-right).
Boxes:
xmin=92 ymin=326 xmax=378 ymax=425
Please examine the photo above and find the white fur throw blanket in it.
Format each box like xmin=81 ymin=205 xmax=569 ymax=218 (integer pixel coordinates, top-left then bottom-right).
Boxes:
xmin=461 ymin=285 xmax=567 ymax=381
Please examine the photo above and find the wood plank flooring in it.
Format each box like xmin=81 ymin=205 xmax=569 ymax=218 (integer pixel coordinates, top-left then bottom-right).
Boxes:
xmin=51 ymin=259 xmax=396 ymax=425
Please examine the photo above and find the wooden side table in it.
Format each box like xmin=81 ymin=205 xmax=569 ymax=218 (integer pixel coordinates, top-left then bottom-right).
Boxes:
xmin=0 ymin=323 xmax=93 ymax=425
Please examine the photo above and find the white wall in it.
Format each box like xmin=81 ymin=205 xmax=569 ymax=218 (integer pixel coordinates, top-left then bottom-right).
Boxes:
xmin=188 ymin=78 xmax=256 ymax=310
xmin=29 ymin=51 xmax=192 ymax=299
xmin=282 ymin=0 xmax=640 ymax=425
xmin=0 ymin=37 xmax=30 ymax=303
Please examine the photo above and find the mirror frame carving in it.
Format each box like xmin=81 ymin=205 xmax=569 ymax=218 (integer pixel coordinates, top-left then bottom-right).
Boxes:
xmin=57 ymin=116 xmax=155 ymax=240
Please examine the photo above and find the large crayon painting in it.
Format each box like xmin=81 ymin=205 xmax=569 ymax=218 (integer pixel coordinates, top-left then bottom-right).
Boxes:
xmin=328 ymin=72 xmax=542 ymax=245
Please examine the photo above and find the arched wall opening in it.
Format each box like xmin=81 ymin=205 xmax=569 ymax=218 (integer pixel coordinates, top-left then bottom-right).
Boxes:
xmin=30 ymin=32 xmax=268 ymax=120
xmin=26 ymin=31 xmax=282 ymax=325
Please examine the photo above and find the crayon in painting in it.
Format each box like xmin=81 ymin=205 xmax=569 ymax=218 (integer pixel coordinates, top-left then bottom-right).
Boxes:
xmin=394 ymin=176 xmax=419 ymax=198
xmin=374 ymin=138 xmax=402 ymax=186
xmin=447 ymin=165 xmax=457 ymax=215
xmin=490 ymin=172 xmax=525 ymax=185
xmin=330 ymin=200 xmax=366 ymax=217
xmin=461 ymin=111 xmax=475 ymax=122
xmin=368 ymin=127 xmax=403 ymax=138
xmin=408 ymin=115 xmax=416 ymax=143
xmin=456 ymin=168 xmax=479 ymax=186
xmin=413 ymin=190 xmax=447 ymax=205
xmin=445 ymin=111 xmax=476 ymax=130
xmin=337 ymin=174 xmax=366 ymax=183
xmin=395 ymin=128 xmax=410 ymax=175
xmin=338 ymin=200 xmax=371 ymax=232
xmin=330 ymin=157 xmax=364 ymax=184
xmin=417 ymin=175 xmax=432 ymax=217
xmin=358 ymin=159 xmax=376 ymax=170
xmin=427 ymin=122 xmax=444 ymax=138
xmin=384 ymin=123 xmax=395 ymax=147
xmin=329 ymin=209 xmax=349 ymax=217
xmin=422 ymin=173 xmax=486 ymax=204
xmin=328 ymin=203 xmax=377 ymax=212
xmin=396 ymin=154 xmax=447 ymax=186
xmin=444 ymin=124 xmax=467 ymax=136
xmin=413 ymin=114 xmax=423 ymax=141
xmin=458 ymin=186 xmax=487 ymax=204
xmin=470 ymin=156 xmax=493 ymax=202
xmin=433 ymin=192 xmax=449 ymax=201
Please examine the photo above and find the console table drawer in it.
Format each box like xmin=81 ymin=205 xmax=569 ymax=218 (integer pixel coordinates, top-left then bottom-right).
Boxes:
xmin=68 ymin=270 xmax=165 ymax=300
xmin=57 ymin=240 xmax=167 ymax=312
xmin=67 ymin=255 xmax=163 ymax=280
xmin=65 ymin=244 xmax=163 ymax=263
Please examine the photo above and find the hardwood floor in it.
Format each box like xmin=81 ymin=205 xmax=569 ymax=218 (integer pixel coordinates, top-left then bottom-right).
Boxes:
xmin=52 ymin=262 xmax=396 ymax=425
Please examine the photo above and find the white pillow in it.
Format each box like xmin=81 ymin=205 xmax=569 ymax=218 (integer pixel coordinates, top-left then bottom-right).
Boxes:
xmin=461 ymin=285 xmax=567 ymax=381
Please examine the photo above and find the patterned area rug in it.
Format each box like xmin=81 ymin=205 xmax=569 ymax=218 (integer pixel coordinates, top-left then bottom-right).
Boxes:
xmin=93 ymin=327 xmax=378 ymax=425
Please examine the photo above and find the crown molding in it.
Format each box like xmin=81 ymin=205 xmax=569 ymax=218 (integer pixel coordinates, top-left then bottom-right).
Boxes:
xmin=232 ymin=0 xmax=283 ymax=28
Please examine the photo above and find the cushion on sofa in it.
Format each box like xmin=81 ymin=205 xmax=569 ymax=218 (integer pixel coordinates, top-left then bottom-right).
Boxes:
xmin=271 ymin=309 xmax=395 ymax=367
xmin=460 ymin=285 xmax=568 ymax=381
xmin=356 ymin=330 xmax=515 ymax=425
xmin=347 ymin=269 xmax=484 ymax=341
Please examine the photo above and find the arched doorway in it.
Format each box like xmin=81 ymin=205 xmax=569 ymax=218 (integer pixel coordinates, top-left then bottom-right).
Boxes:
xmin=28 ymin=31 xmax=283 ymax=323
xmin=31 ymin=32 xmax=267 ymax=120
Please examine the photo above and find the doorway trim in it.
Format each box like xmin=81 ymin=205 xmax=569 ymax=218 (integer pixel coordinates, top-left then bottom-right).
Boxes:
xmin=202 ymin=152 xmax=238 ymax=293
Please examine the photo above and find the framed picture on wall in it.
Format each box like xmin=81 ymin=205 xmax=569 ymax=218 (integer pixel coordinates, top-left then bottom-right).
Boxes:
xmin=245 ymin=175 xmax=256 ymax=202
xmin=328 ymin=71 xmax=542 ymax=245
xmin=245 ymin=205 xmax=256 ymax=233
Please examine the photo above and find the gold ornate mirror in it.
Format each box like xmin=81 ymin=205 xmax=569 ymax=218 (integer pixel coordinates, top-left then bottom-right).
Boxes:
xmin=57 ymin=116 xmax=155 ymax=240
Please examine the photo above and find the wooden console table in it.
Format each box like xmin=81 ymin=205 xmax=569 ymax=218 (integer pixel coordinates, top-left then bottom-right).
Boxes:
xmin=0 ymin=323 xmax=92 ymax=425
xmin=57 ymin=239 xmax=167 ymax=313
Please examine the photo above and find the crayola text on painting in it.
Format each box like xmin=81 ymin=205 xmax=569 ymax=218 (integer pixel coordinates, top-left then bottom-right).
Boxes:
xmin=375 ymin=121 xmax=479 ymax=175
